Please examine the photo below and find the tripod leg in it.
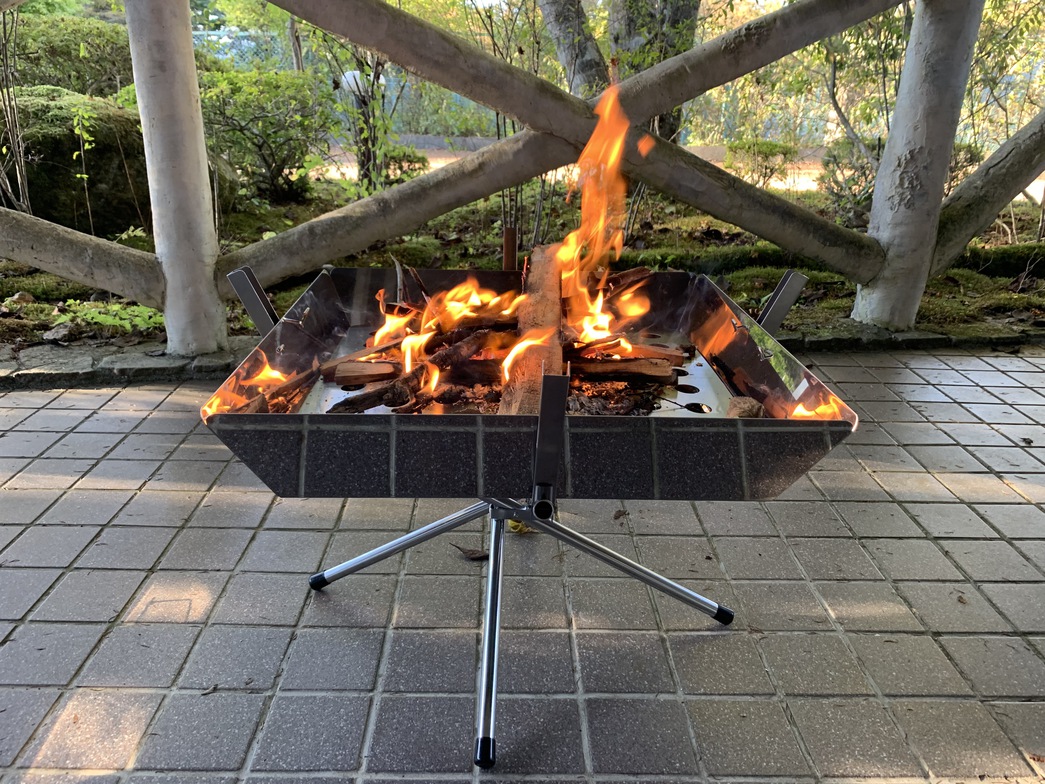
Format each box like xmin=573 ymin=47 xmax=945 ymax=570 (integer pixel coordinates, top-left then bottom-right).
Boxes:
xmin=474 ymin=513 xmax=506 ymax=768
xmin=527 ymin=516 xmax=734 ymax=625
xmin=309 ymin=501 xmax=490 ymax=589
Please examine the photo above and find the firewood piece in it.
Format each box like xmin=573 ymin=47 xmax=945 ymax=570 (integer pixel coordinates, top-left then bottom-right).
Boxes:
xmin=333 ymin=361 xmax=399 ymax=386
xmin=603 ymin=266 xmax=652 ymax=292
xmin=328 ymin=330 xmax=490 ymax=413
xmin=727 ymin=396 xmax=766 ymax=418
xmin=622 ymin=344 xmax=687 ymax=365
xmin=570 ymin=358 xmax=677 ymax=384
xmin=500 ymin=245 xmax=563 ymax=415
xmin=320 ymin=339 xmax=403 ymax=380
xmin=230 ymin=393 xmax=269 ymax=415
xmin=444 ymin=358 xmax=502 ymax=386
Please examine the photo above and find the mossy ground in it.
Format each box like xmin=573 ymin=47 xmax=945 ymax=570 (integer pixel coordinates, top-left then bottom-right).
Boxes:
xmin=3 ymin=181 xmax=1044 ymax=346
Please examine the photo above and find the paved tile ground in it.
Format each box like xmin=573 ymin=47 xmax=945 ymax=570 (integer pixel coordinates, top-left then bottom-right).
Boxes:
xmin=1 ymin=347 xmax=1045 ymax=782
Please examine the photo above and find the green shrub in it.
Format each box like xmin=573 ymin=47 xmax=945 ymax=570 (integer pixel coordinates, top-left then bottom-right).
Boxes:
xmin=6 ymin=86 xmax=150 ymax=237
xmin=198 ymin=69 xmax=338 ymax=202
xmin=724 ymin=139 xmax=798 ymax=189
xmin=14 ymin=15 xmax=228 ymax=98
xmin=818 ymin=136 xmax=880 ymax=229
xmin=54 ymin=299 xmax=164 ymax=336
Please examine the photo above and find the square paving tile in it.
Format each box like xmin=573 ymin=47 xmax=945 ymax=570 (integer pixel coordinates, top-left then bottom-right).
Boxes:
xmin=968 ymin=446 xmax=1045 ymax=472
xmin=980 ymin=583 xmax=1045 ymax=632
xmin=731 ymin=580 xmax=831 ymax=631
xmin=816 ymin=581 xmax=923 ymax=631
xmin=893 ymin=699 xmax=1030 ymax=778
xmin=568 ymin=578 xmax=657 ymax=630
xmin=365 ymin=695 xmax=472 ymax=774
xmin=688 ymin=699 xmax=809 ymax=776
xmin=0 ymin=687 xmax=60 ymax=765
xmin=941 ymin=636 xmax=1045 ymax=697
xmin=936 ymin=472 xmax=1026 ymax=503
xmin=5 ymin=458 xmax=95 ymax=489
xmin=942 ymin=540 xmax=1042 ymax=581
xmin=501 ymin=576 xmax=568 ymax=629
xmin=759 ymin=633 xmax=872 ymax=696
xmin=849 ymin=633 xmax=971 ymax=695
xmin=765 ymin=501 xmax=849 ymax=536
xmin=76 ymin=526 xmax=176 ymax=570
xmin=833 ymin=502 xmax=922 ymax=537
xmin=188 ymin=491 xmax=272 ymax=528
xmin=340 ymin=497 xmax=416 ymax=531
xmin=586 ymin=698 xmax=697 ymax=775
xmin=323 ymin=531 xmax=403 ymax=575
xmin=670 ymin=632 xmax=773 ymax=695
xmin=624 ymin=500 xmax=701 ymax=535
xmin=394 ymin=575 xmax=480 ymax=629
xmin=0 ymin=432 xmax=63 ymax=459
xmin=35 ymin=489 xmax=133 ymax=526
xmin=210 ymin=572 xmax=309 ymax=625
xmin=136 ymin=693 xmax=265 ymax=771
xmin=498 ymin=631 xmax=575 ymax=694
xmin=634 ymin=535 xmax=719 ymax=579
xmin=872 ymin=471 xmax=957 ymax=502
xmin=1 ymin=525 xmax=99 ymax=567
xmin=789 ymin=538 xmax=883 ymax=580
xmin=577 ymin=631 xmax=673 ymax=693
xmin=713 ymin=537 xmax=802 ymax=580
xmin=383 ymin=629 xmax=476 ymax=693
xmin=561 ymin=533 xmax=638 ymax=578
xmin=694 ymin=501 xmax=774 ymax=535
xmin=263 ymin=497 xmax=342 ymax=529
xmin=280 ymin=627 xmax=383 ymax=691
xmin=974 ymin=503 xmax=1045 ymax=537
xmin=850 ymin=445 xmax=923 ymax=472
xmin=31 ymin=569 xmax=145 ymax=622
xmin=789 ymin=698 xmax=922 ymax=777
xmin=251 ymin=695 xmax=369 ymax=772
xmin=908 ymin=446 xmax=992 ymax=473
xmin=145 ymin=460 xmax=227 ymax=492
xmin=493 ymin=698 xmax=585 ymax=774
xmin=810 ymin=469 xmax=892 ymax=501
xmin=898 ymin=581 xmax=1012 ymax=632
xmin=864 ymin=539 xmax=963 ymax=580
xmin=178 ymin=626 xmax=292 ymax=690
xmin=159 ymin=529 xmax=253 ymax=571
xmin=78 ymin=624 xmax=200 ymax=687
xmin=301 ymin=574 xmax=397 ymax=628
xmin=0 ymin=568 xmax=61 ymax=620
xmin=238 ymin=531 xmax=328 ymax=573
xmin=20 ymin=689 xmax=162 ymax=769
xmin=76 ymin=459 xmax=161 ymax=490
xmin=905 ymin=502 xmax=998 ymax=537
xmin=106 ymin=433 xmax=185 ymax=461
xmin=124 ymin=571 xmax=227 ymax=624
xmin=0 ymin=622 xmax=106 ymax=685
xmin=113 ymin=491 xmax=205 ymax=526
xmin=990 ymin=702 xmax=1045 ymax=768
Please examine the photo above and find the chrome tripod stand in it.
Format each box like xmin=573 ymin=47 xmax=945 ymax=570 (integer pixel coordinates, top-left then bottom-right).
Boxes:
xmin=307 ymin=374 xmax=734 ymax=769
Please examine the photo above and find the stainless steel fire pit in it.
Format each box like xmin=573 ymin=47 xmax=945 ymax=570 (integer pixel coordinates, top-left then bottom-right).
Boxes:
xmin=204 ymin=265 xmax=857 ymax=769
xmin=206 ymin=267 xmax=857 ymax=500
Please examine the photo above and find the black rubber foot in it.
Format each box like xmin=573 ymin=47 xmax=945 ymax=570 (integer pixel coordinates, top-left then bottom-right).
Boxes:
xmin=714 ymin=604 xmax=735 ymax=625
xmin=308 ymin=573 xmax=329 ymax=590
xmin=474 ymin=736 xmax=496 ymax=768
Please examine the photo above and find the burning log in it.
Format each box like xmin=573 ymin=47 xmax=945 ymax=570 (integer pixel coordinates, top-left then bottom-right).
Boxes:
xmin=569 ymin=358 xmax=677 ymax=384
xmin=329 ymin=329 xmax=491 ymax=413
xmin=500 ymin=246 xmax=563 ymax=415
xmin=319 ymin=339 xmax=403 ymax=381
xmin=231 ymin=367 xmax=319 ymax=415
xmin=333 ymin=361 xmax=400 ymax=386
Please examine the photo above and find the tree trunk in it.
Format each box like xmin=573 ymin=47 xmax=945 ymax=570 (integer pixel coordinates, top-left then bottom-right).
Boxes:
xmin=852 ymin=0 xmax=985 ymax=330
xmin=126 ymin=0 xmax=227 ymax=356
xmin=932 ymin=106 xmax=1045 ymax=274
xmin=0 ymin=209 xmax=164 ymax=306
xmin=537 ymin=0 xmax=608 ymax=97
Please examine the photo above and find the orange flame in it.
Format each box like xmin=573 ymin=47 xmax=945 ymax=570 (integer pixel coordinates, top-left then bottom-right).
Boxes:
xmin=420 ymin=276 xmax=525 ymax=334
xmin=401 ymin=332 xmax=434 ymax=374
xmin=502 ymin=328 xmax=556 ymax=382
xmin=791 ymin=393 xmax=846 ymax=419
xmin=555 ymin=85 xmax=650 ymax=350
xmin=372 ymin=290 xmax=415 ymax=346
xmin=201 ymin=349 xmax=287 ymax=422
xmin=424 ymin=363 xmax=441 ymax=395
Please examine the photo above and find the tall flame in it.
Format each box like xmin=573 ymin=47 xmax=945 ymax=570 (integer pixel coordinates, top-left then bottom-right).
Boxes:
xmin=555 ymin=85 xmax=651 ymax=349
xmin=502 ymin=328 xmax=556 ymax=383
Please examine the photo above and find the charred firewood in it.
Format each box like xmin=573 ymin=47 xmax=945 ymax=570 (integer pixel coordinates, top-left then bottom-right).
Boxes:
xmin=500 ymin=245 xmax=563 ymax=415
xmin=232 ymin=367 xmax=319 ymax=415
xmin=602 ymin=266 xmax=652 ymax=293
xmin=328 ymin=330 xmax=491 ymax=413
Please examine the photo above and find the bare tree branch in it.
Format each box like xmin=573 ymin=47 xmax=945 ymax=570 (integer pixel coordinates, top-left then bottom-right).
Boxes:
xmin=0 ymin=1 xmax=25 ymax=12
xmin=0 ymin=209 xmax=165 ymax=306
xmin=932 ymin=105 xmax=1045 ymax=274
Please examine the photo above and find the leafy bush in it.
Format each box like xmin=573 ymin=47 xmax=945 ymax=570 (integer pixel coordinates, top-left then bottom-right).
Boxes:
xmin=5 ymin=86 xmax=150 ymax=236
xmin=724 ymin=139 xmax=798 ymax=189
xmin=818 ymin=136 xmax=880 ymax=229
xmin=54 ymin=299 xmax=164 ymax=336
xmin=197 ymin=69 xmax=338 ymax=202
xmin=14 ymin=15 xmax=228 ymax=98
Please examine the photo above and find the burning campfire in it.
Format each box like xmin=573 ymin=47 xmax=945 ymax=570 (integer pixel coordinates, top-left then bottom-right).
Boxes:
xmin=202 ymin=87 xmax=855 ymax=432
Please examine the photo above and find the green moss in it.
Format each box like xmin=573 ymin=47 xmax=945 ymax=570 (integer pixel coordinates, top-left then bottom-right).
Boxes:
xmin=0 ymin=269 xmax=97 ymax=302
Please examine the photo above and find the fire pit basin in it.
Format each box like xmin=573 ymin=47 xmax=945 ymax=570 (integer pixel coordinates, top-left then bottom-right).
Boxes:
xmin=206 ymin=267 xmax=857 ymax=500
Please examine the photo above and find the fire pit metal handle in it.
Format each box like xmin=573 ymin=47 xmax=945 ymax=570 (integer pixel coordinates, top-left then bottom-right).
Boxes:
xmin=227 ymin=266 xmax=279 ymax=336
